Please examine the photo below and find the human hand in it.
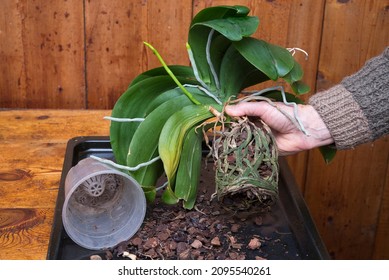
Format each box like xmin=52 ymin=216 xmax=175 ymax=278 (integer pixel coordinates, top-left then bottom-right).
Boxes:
xmin=225 ymin=101 xmax=334 ymax=155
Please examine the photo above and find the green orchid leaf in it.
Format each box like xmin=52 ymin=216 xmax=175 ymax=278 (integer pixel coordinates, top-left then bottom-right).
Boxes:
xmin=142 ymin=186 xmax=157 ymax=203
xmin=282 ymin=61 xmax=310 ymax=94
xmin=233 ymin=37 xmax=295 ymax=80
xmin=110 ymin=77 xmax=177 ymax=165
xmin=161 ymin=185 xmax=179 ymax=205
xmin=283 ymin=60 xmax=303 ymax=84
xmin=187 ymin=25 xmax=219 ymax=89
xmin=191 ymin=16 xmax=259 ymax=41
xmin=143 ymin=87 xmax=187 ymax=113
xmin=207 ymin=33 xmax=232 ymax=89
xmin=127 ymin=95 xmax=194 ymax=188
xmin=219 ymin=45 xmax=269 ymax=99
xmin=261 ymin=90 xmax=305 ymax=104
xmin=130 ymin=65 xmax=197 ymax=86
xmin=291 ymin=80 xmax=310 ymax=94
xmin=190 ymin=5 xmax=250 ymax=26
xmin=159 ymin=104 xmax=219 ymax=191
xmin=319 ymin=145 xmax=337 ymax=164
xmin=188 ymin=6 xmax=258 ymax=91
xmin=240 ymin=70 xmax=271 ymax=91
xmin=127 ymin=89 xmax=216 ymax=188
xmin=174 ymin=126 xmax=203 ymax=209
xmin=110 ymin=76 xmax=199 ymax=165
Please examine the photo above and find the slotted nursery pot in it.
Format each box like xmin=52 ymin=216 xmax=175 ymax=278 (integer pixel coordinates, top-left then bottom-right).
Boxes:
xmin=49 ymin=5 xmax=332 ymax=260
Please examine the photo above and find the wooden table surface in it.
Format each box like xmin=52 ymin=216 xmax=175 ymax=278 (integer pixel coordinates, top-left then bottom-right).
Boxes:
xmin=0 ymin=109 xmax=111 ymax=259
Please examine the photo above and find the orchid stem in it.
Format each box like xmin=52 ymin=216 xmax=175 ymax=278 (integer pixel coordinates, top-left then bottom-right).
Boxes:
xmin=144 ymin=42 xmax=201 ymax=105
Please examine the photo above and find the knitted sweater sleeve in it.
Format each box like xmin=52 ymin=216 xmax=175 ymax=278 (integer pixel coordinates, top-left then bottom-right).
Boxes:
xmin=308 ymin=47 xmax=389 ymax=150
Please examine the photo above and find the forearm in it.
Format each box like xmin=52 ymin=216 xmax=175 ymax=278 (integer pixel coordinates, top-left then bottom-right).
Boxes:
xmin=309 ymin=47 xmax=389 ymax=150
xmin=308 ymin=84 xmax=371 ymax=149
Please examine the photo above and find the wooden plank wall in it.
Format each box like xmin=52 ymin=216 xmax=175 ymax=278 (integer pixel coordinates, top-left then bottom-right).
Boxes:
xmin=0 ymin=0 xmax=388 ymax=259
xmin=305 ymin=0 xmax=389 ymax=259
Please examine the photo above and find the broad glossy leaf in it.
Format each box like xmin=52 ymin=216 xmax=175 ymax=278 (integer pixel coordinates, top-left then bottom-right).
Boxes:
xmin=161 ymin=185 xmax=179 ymax=205
xmin=110 ymin=76 xmax=197 ymax=165
xmin=191 ymin=16 xmax=259 ymax=41
xmin=159 ymin=104 xmax=219 ymax=193
xmin=127 ymin=89 xmax=216 ymax=187
xmin=130 ymin=65 xmax=197 ymax=86
xmin=142 ymin=186 xmax=156 ymax=203
xmin=187 ymin=25 xmax=216 ymax=88
xmin=291 ymin=80 xmax=310 ymax=94
xmin=219 ymin=45 xmax=269 ymax=99
xmin=188 ymin=6 xmax=258 ymax=91
xmin=127 ymin=95 xmax=194 ymax=187
xmin=207 ymin=33 xmax=232 ymax=91
xmin=190 ymin=5 xmax=250 ymax=26
xmin=283 ymin=60 xmax=303 ymax=84
xmin=143 ymin=87 xmax=185 ymax=113
xmin=282 ymin=61 xmax=310 ymax=94
xmin=233 ymin=37 xmax=295 ymax=80
xmin=174 ymin=126 xmax=203 ymax=209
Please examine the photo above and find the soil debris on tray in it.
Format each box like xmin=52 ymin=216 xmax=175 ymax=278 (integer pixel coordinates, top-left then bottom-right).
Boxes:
xmin=111 ymin=194 xmax=266 ymax=260
xmin=102 ymin=163 xmax=297 ymax=260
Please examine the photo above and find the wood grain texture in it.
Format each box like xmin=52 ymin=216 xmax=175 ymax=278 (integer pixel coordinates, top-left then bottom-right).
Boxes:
xmin=0 ymin=208 xmax=53 ymax=260
xmin=0 ymin=145 xmax=62 ymax=209
xmin=283 ymin=0 xmax=326 ymax=191
xmin=0 ymin=109 xmax=110 ymax=141
xmin=85 ymin=0 xmax=193 ymax=109
xmin=0 ymin=0 xmax=85 ymax=109
xmin=0 ymin=109 xmax=110 ymax=259
xmin=373 ymin=161 xmax=389 ymax=259
xmin=305 ymin=0 xmax=389 ymax=259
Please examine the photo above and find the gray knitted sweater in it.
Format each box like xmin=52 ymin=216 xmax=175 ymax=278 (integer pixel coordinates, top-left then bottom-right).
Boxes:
xmin=309 ymin=47 xmax=389 ymax=149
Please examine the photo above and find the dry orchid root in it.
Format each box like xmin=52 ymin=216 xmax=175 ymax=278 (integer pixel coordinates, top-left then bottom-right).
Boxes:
xmin=206 ymin=108 xmax=279 ymax=211
xmin=205 ymin=86 xmax=310 ymax=211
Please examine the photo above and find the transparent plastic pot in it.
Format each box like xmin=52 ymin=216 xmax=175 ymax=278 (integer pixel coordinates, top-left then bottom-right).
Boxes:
xmin=62 ymin=157 xmax=146 ymax=250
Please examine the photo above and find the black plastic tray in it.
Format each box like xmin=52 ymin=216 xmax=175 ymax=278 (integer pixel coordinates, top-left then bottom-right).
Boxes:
xmin=47 ymin=136 xmax=330 ymax=260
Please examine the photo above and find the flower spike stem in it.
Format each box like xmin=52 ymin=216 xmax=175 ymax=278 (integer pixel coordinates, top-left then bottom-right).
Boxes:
xmin=144 ymin=42 xmax=201 ymax=105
